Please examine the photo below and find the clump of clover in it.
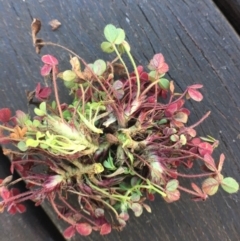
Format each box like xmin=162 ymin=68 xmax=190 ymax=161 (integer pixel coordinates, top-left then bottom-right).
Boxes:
xmin=0 ymin=22 xmax=239 ymax=238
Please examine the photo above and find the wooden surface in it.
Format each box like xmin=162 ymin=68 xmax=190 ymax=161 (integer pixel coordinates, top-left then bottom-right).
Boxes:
xmin=0 ymin=0 xmax=240 ymax=240
xmin=214 ymin=0 xmax=240 ymax=34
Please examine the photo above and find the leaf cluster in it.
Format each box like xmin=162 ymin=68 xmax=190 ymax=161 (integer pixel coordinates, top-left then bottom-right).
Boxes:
xmin=0 ymin=23 xmax=238 ymax=238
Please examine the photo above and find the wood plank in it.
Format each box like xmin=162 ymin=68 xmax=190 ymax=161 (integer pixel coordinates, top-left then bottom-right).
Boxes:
xmin=0 ymin=0 xmax=240 ymax=240
xmin=213 ymin=0 xmax=240 ymax=34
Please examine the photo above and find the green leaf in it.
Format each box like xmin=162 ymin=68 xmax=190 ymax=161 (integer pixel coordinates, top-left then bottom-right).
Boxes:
xmin=62 ymin=70 xmax=77 ymax=81
xmin=103 ymin=153 xmax=116 ymax=170
xmin=166 ymin=179 xmax=179 ymax=191
xmin=148 ymin=71 xmax=157 ymax=81
xmin=63 ymin=110 xmax=72 ymax=120
xmin=101 ymin=42 xmax=114 ymax=53
xmin=130 ymin=192 xmax=140 ymax=202
xmin=51 ymin=101 xmax=56 ymax=110
xmin=221 ymin=177 xmax=239 ymax=194
xmin=17 ymin=141 xmax=28 ymax=151
xmin=104 ymin=24 xmax=118 ymax=43
xmin=39 ymin=143 xmax=48 ymax=149
xmin=158 ymin=118 xmax=168 ymax=125
xmin=64 ymin=80 xmax=76 ymax=89
xmin=180 ymin=134 xmax=187 ymax=145
xmin=159 ymin=78 xmax=170 ymax=90
xmin=119 ymin=182 xmax=131 ymax=191
xmin=32 ymin=119 xmax=40 ymax=127
xmin=39 ymin=102 xmax=46 ymax=112
xmin=130 ymin=177 xmax=141 ymax=187
xmin=103 ymin=160 xmax=112 ymax=169
xmin=26 ymin=139 xmax=39 ymax=147
xmin=25 ymin=119 xmax=33 ymax=126
xmin=114 ymin=28 xmax=125 ymax=44
xmin=202 ymin=177 xmax=219 ymax=196
xmin=36 ymin=131 xmax=45 ymax=140
xmin=93 ymin=59 xmax=107 ymax=76
xmin=200 ymin=135 xmax=217 ymax=143
xmin=170 ymin=134 xmax=179 ymax=142
xmin=34 ymin=107 xmax=45 ymax=116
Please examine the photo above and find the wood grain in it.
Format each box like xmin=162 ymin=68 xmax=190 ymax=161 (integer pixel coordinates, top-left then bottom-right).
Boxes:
xmin=0 ymin=0 xmax=239 ymax=240
xmin=213 ymin=0 xmax=240 ymax=34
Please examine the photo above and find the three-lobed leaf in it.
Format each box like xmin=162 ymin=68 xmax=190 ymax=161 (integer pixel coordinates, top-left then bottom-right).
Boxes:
xmin=41 ymin=55 xmax=58 ymax=65
xmin=104 ymin=24 xmax=125 ymax=44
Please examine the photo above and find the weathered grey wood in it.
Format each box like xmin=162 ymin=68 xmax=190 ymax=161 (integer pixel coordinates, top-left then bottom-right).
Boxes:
xmin=213 ymin=0 xmax=240 ymax=34
xmin=0 ymin=0 xmax=240 ymax=240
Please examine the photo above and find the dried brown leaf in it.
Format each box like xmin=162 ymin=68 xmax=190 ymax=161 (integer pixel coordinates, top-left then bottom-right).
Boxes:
xmin=31 ymin=18 xmax=41 ymax=44
xmin=49 ymin=19 xmax=61 ymax=31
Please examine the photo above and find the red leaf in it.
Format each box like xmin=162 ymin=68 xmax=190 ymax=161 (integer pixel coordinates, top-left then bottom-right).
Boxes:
xmin=191 ymin=138 xmax=201 ymax=145
xmin=186 ymin=128 xmax=196 ymax=137
xmin=0 ymin=187 xmax=10 ymax=199
xmin=165 ymin=103 xmax=178 ymax=116
xmin=35 ymin=83 xmax=52 ymax=101
xmin=147 ymin=192 xmax=155 ymax=201
xmin=184 ymin=159 xmax=193 ymax=169
xmin=218 ymin=153 xmax=225 ymax=172
xmin=136 ymin=65 xmax=144 ymax=74
xmin=188 ymin=84 xmax=203 ymax=89
xmin=180 ymin=108 xmax=190 ymax=116
xmin=148 ymin=53 xmax=169 ymax=74
xmin=119 ymin=212 xmax=129 ymax=221
xmin=188 ymin=88 xmax=203 ymax=102
xmin=164 ymin=190 xmax=180 ymax=203
xmin=147 ymin=96 xmax=156 ymax=103
xmin=191 ymin=183 xmax=203 ymax=195
xmin=16 ymin=204 xmax=26 ymax=213
xmin=14 ymin=163 xmax=24 ymax=172
xmin=76 ymin=223 xmax=92 ymax=236
xmin=0 ymin=108 xmax=11 ymax=123
xmin=41 ymin=55 xmax=58 ymax=65
xmin=198 ymin=142 xmax=213 ymax=156
xmin=11 ymin=188 xmax=20 ymax=196
xmin=41 ymin=64 xmax=52 ymax=76
xmin=100 ymin=223 xmax=111 ymax=235
xmin=141 ymin=72 xmax=149 ymax=81
xmin=63 ymin=225 xmax=76 ymax=239
xmin=8 ymin=205 xmax=17 ymax=215
xmin=176 ymin=99 xmax=185 ymax=109
xmin=203 ymin=154 xmax=216 ymax=171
